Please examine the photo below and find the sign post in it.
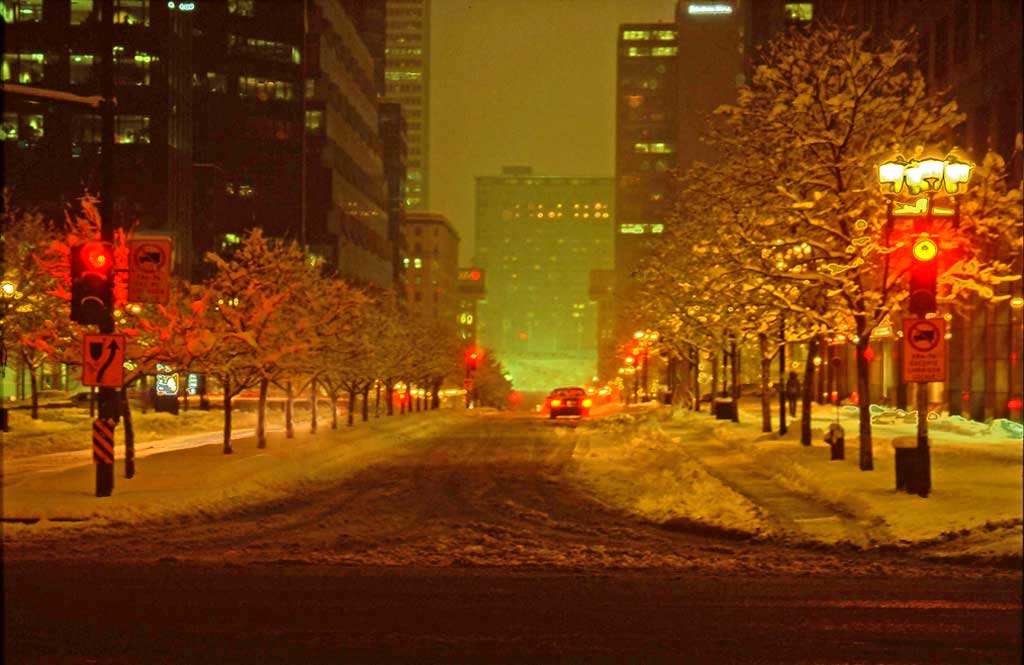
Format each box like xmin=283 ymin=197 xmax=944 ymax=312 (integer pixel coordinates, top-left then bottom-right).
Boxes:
xmin=901 ymin=318 xmax=946 ymax=497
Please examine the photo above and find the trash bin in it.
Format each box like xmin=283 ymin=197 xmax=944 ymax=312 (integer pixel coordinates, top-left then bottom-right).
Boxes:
xmin=823 ymin=422 xmax=844 ymax=460
xmin=892 ymin=437 xmax=920 ymax=494
xmin=713 ymin=398 xmax=736 ymax=420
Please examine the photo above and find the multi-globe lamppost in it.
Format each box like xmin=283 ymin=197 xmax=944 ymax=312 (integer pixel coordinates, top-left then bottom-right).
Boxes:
xmin=877 ymin=153 xmax=973 ymax=497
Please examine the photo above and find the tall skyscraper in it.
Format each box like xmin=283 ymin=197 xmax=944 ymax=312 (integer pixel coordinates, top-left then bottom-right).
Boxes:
xmin=384 ymin=0 xmax=429 ymax=210
xmin=192 ymin=0 xmax=392 ymax=286
xmin=475 ymin=168 xmax=614 ymax=391
xmin=610 ymin=22 xmax=679 ymax=379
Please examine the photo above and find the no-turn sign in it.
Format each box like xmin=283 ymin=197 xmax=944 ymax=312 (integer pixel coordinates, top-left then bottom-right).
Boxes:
xmin=902 ymin=318 xmax=946 ymax=383
xmin=128 ymin=237 xmax=172 ymax=303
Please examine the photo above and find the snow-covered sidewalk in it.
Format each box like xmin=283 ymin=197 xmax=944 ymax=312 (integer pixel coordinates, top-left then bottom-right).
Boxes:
xmin=572 ymin=400 xmax=1022 ymax=563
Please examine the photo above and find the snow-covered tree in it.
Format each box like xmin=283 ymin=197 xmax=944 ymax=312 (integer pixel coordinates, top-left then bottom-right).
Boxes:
xmin=665 ymin=24 xmax=978 ymax=470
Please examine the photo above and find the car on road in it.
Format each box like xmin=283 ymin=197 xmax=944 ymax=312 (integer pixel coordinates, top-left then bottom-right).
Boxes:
xmin=545 ymin=387 xmax=592 ymax=419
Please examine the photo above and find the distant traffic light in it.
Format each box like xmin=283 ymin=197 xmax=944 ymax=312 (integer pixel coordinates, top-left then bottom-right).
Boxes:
xmin=71 ymin=241 xmax=114 ymax=325
xmin=908 ymin=233 xmax=938 ymax=315
xmin=466 ymin=349 xmax=480 ymax=371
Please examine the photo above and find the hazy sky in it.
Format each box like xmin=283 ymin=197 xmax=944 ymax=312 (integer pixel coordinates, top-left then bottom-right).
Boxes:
xmin=428 ymin=0 xmax=677 ymax=263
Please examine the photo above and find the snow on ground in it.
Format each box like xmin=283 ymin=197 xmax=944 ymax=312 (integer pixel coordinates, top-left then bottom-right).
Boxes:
xmin=573 ymin=400 xmax=1022 ymax=563
xmin=2 ymin=407 xmax=464 ymax=527
xmin=3 ymin=399 xmax=1020 ymax=566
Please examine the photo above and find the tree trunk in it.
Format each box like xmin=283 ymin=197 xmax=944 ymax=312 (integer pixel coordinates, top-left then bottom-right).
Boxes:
xmin=121 ymin=385 xmax=135 ymax=478
xmin=692 ymin=348 xmax=701 ymax=412
xmin=375 ymin=381 xmax=381 ymax=417
xmin=731 ymin=338 xmax=740 ymax=423
xmin=760 ymin=334 xmax=771 ymax=432
xmin=310 ymin=379 xmax=318 ymax=434
xmin=800 ymin=337 xmax=817 ymax=446
xmin=431 ymin=380 xmax=441 ymax=410
xmin=28 ymin=360 xmax=39 ymax=420
xmin=856 ymin=335 xmax=874 ymax=471
xmin=330 ymin=395 xmax=339 ymax=429
xmin=361 ymin=385 xmax=370 ymax=422
xmin=257 ymin=376 xmax=269 ymax=449
xmin=386 ymin=383 xmax=394 ymax=416
xmin=222 ymin=376 xmax=233 ymax=454
xmin=347 ymin=388 xmax=356 ymax=426
xmin=778 ymin=318 xmax=787 ymax=436
xmin=285 ymin=380 xmax=294 ymax=439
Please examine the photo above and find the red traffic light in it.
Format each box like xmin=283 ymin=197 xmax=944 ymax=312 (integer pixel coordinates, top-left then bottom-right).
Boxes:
xmin=70 ymin=241 xmax=114 ymax=326
xmin=908 ymin=233 xmax=938 ymax=315
xmin=81 ymin=242 xmax=113 ymax=271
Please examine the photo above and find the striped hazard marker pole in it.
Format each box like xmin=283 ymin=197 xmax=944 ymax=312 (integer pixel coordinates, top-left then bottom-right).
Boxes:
xmin=93 ymin=418 xmax=115 ymax=497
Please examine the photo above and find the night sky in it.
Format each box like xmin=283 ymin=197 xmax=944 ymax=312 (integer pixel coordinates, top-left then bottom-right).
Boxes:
xmin=429 ymin=0 xmax=676 ymax=263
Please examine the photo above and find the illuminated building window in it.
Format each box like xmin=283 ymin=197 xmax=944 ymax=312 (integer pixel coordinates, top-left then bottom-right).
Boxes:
xmin=653 ymin=30 xmax=676 ymax=41
xmin=651 ymin=46 xmax=678 ymax=57
xmin=627 ymin=46 xmax=651 ymax=57
xmin=229 ymin=35 xmax=300 ymax=64
xmin=238 ymin=76 xmax=294 ymax=102
xmin=2 ymin=53 xmax=45 ymax=85
xmin=113 ymin=0 xmax=150 ymax=26
xmin=113 ymin=48 xmax=157 ymax=86
xmin=305 ymin=110 xmax=323 ymax=134
xmin=385 ymin=71 xmax=422 ymax=81
xmin=622 ymin=30 xmax=651 ymax=40
xmin=114 ymin=115 xmax=150 ymax=144
xmin=69 ymin=54 xmax=95 ymax=85
xmin=784 ymin=3 xmax=813 ymax=22
xmin=2 ymin=112 xmax=41 ymax=142
xmin=228 ymin=0 xmax=254 ymax=17
xmin=403 ymin=257 xmax=410 ymax=268
xmin=619 ymin=223 xmax=646 ymax=234
xmin=71 ymin=0 xmax=95 ymax=24
xmin=413 ymin=257 xmax=423 ymax=269
xmin=3 ymin=0 xmax=42 ymax=22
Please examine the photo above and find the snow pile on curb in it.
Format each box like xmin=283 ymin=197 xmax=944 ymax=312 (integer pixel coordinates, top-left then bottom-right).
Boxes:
xmin=570 ymin=411 xmax=769 ymax=537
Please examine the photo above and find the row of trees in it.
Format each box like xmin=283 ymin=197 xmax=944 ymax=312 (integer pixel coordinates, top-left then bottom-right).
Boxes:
xmin=3 ymin=195 xmax=513 ymax=451
xmin=627 ymin=24 xmax=1022 ymax=470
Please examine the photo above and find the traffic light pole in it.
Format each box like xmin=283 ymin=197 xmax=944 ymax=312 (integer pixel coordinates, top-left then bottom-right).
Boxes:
xmin=95 ymin=0 xmax=118 ymax=497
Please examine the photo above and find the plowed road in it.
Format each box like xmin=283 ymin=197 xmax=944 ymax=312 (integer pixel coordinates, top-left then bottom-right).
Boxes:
xmin=4 ymin=413 xmax=1020 ymax=663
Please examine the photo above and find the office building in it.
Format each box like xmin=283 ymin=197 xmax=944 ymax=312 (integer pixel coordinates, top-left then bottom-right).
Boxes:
xmin=610 ymin=22 xmax=679 ymax=379
xmin=383 ymin=0 xmax=429 ymax=210
xmin=402 ymin=212 xmax=459 ymax=326
xmin=191 ymin=0 xmax=392 ymax=286
xmin=3 ymin=0 xmax=194 ymax=274
xmin=475 ymin=168 xmax=614 ymax=391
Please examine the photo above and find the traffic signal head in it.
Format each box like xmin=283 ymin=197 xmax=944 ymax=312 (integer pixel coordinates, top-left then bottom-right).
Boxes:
xmin=466 ymin=349 xmax=480 ymax=371
xmin=908 ymin=233 xmax=938 ymax=315
xmin=71 ymin=241 xmax=114 ymax=325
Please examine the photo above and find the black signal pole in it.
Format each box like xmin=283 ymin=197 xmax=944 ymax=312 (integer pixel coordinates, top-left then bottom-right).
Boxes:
xmin=95 ymin=0 xmax=118 ymax=497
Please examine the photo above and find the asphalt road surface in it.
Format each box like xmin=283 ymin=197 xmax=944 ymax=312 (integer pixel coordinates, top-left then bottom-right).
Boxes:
xmin=4 ymin=414 xmax=1021 ymax=663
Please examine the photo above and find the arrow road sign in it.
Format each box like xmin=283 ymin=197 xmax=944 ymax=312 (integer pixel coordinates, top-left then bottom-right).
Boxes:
xmin=82 ymin=334 xmax=125 ymax=387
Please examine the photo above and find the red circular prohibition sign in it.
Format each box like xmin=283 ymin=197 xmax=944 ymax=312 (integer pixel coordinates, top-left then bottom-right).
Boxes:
xmin=906 ymin=320 xmax=941 ymax=352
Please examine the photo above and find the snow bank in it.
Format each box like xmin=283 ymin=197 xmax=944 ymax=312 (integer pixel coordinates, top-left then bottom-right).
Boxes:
xmin=570 ymin=410 xmax=770 ymax=537
xmin=596 ymin=401 xmax=1022 ymax=562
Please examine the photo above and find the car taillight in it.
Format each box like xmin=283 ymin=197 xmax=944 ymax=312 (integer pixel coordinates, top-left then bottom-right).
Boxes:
xmin=582 ymin=398 xmax=592 ymax=408
xmin=550 ymin=398 xmax=562 ymax=407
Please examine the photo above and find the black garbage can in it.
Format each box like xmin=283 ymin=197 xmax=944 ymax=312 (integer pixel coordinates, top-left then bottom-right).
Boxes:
xmin=892 ymin=437 xmax=920 ymax=493
xmin=713 ymin=398 xmax=735 ymax=420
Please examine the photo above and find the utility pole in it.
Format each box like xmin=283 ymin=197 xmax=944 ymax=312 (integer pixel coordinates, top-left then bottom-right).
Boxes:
xmin=95 ymin=0 xmax=119 ymax=497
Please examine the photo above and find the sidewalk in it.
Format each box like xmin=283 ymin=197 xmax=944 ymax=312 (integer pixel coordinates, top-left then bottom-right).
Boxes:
xmin=654 ymin=400 xmax=1022 ymax=561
